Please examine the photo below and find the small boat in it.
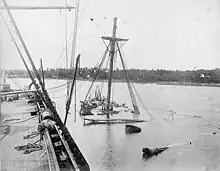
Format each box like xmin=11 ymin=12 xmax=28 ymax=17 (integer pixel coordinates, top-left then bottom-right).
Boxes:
xmin=142 ymin=147 xmax=169 ymax=158
xmin=125 ymin=124 xmax=141 ymax=134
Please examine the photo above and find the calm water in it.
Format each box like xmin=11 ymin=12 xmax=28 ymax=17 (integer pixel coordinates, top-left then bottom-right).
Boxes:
xmin=8 ymin=78 xmax=220 ymax=171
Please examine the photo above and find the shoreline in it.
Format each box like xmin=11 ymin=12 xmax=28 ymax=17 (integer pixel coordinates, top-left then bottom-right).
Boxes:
xmin=155 ymin=81 xmax=220 ymax=87
xmin=12 ymin=76 xmax=220 ymax=88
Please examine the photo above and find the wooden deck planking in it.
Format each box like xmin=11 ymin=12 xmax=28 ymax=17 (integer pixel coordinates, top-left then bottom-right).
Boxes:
xmin=0 ymin=100 xmax=50 ymax=171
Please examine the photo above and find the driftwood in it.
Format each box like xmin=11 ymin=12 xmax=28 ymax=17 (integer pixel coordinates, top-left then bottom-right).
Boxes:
xmin=142 ymin=147 xmax=169 ymax=158
xmin=125 ymin=125 xmax=141 ymax=134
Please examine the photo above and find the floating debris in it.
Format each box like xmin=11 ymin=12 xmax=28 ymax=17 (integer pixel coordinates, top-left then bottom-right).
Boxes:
xmin=200 ymin=132 xmax=217 ymax=135
xmin=125 ymin=124 xmax=141 ymax=134
xmin=142 ymin=147 xmax=169 ymax=158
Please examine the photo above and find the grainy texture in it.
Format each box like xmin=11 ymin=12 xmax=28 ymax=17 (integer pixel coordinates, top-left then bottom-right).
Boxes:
xmin=0 ymin=100 xmax=50 ymax=171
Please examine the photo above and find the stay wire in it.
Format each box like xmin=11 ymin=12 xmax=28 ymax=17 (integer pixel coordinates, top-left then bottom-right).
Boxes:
xmin=6 ymin=72 xmax=22 ymax=89
xmin=119 ymin=46 xmax=154 ymax=119
xmin=83 ymin=43 xmax=110 ymax=101
xmin=0 ymin=64 xmax=21 ymax=89
xmin=100 ymin=54 xmax=110 ymax=95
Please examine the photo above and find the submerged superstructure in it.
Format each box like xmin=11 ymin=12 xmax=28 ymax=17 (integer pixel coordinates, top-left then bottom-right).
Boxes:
xmin=80 ymin=17 xmax=154 ymax=125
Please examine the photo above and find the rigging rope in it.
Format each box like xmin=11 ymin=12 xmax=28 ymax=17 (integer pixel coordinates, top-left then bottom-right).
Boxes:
xmin=117 ymin=43 xmax=140 ymax=114
xmin=47 ymin=81 xmax=71 ymax=91
xmin=100 ymin=52 xmax=110 ymax=95
xmin=53 ymin=0 xmax=89 ymax=70
xmin=64 ymin=0 xmax=70 ymax=102
xmin=119 ymin=45 xmax=154 ymax=119
xmin=6 ymin=72 xmax=22 ymax=89
xmin=53 ymin=0 xmax=89 ymax=69
xmin=47 ymin=78 xmax=86 ymax=94
xmin=52 ymin=94 xmax=67 ymax=98
xmin=0 ymin=64 xmax=22 ymax=90
xmin=48 ymin=84 xmax=68 ymax=93
xmin=78 ymin=0 xmax=89 ymax=26
xmin=131 ymin=83 xmax=155 ymax=120
xmin=53 ymin=31 xmax=73 ymax=68
xmin=83 ymin=43 xmax=110 ymax=101
xmin=102 ymin=38 xmax=127 ymax=54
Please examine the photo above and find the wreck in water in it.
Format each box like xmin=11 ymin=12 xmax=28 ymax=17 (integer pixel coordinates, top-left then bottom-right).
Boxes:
xmin=79 ymin=17 xmax=154 ymax=125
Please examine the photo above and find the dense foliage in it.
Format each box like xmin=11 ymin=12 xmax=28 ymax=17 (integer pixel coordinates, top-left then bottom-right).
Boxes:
xmin=6 ymin=68 xmax=220 ymax=84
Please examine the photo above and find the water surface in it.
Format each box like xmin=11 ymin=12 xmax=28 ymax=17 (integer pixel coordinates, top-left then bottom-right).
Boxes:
xmin=8 ymin=78 xmax=220 ymax=171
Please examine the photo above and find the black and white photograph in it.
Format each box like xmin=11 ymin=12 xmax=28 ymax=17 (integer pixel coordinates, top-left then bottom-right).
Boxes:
xmin=1 ymin=0 xmax=220 ymax=170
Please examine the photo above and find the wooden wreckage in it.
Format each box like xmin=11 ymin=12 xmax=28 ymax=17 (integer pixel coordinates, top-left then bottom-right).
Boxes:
xmin=0 ymin=0 xmax=89 ymax=170
xmin=80 ymin=17 xmax=154 ymax=125
xmin=142 ymin=147 xmax=169 ymax=159
xmin=125 ymin=124 xmax=142 ymax=134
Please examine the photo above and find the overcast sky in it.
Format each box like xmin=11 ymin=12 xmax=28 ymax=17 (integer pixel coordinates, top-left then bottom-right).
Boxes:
xmin=1 ymin=0 xmax=220 ymax=70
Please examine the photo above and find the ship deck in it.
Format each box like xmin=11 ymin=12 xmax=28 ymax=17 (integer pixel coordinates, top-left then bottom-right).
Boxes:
xmin=0 ymin=100 xmax=50 ymax=171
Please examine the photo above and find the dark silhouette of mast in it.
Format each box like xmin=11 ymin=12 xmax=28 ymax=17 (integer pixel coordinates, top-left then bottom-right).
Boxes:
xmin=106 ymin=17 xmax=117 ymax=119
xmin=102 ymin=17 xmax=129 ymax=119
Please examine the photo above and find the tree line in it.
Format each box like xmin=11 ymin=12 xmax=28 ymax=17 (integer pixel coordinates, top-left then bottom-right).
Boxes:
xmin=6 ymin=68 xmax=220 ymax=84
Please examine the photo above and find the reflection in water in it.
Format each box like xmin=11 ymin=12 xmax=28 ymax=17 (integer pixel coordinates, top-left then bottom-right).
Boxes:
xmin=101 ymin=125 xmax=118 ymax=171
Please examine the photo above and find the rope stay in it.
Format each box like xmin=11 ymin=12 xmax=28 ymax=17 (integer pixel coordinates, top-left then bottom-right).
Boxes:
xmin=83 ymin=43 xmax=110 ymax=101
xmin=1 ymin=15 xmax=42 ymax=97
xmin=131 ymin=82 xmax=155 ymax=120
xmin=0 ymin=63 xmax=21 ymax=89
xmin=118 ymin=44 xmax=154 ymax=120
xmin=117 ymin=42 xmax=140 ymax=115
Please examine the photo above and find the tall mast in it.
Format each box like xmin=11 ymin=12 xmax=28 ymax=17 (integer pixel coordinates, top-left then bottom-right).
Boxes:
xmin=2 ymin=15 xmax=41 ymax=95
xmin=70 ymin=0 xmax=80 ymax=69
xmin=68 ymin=0 xmax=80 ymax=122
xmin=65 ymin=0 xmax=69 ymax=102
xmin=106 ymin=17 xmax=117 ymax=119
xmin=2 ymin=0 xmax=58 ymax=120
xmin=40 ymin=58 xmax=45 ymax=88
xmin=0 ymin=18 xmax=2 ymax=120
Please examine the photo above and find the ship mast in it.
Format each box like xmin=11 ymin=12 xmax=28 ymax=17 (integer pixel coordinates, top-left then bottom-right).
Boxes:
xmin=65 ymin=0 xmax=80 ymax=123
xmin=102 ymin=17 xmax=141 ymax=119
xmin=105 ymin=17 xmax=117 ymax=119
xmin=0 ymin=19 xmax=2 ymax=119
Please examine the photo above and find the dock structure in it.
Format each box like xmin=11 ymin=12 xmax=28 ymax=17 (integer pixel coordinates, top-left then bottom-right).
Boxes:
xmin=0 ymin=91 xmax=90 ymax=171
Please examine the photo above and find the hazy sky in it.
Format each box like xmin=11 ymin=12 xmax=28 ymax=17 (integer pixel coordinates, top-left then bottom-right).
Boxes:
xmin=1 ymin=0 xmax=220 ymax=70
